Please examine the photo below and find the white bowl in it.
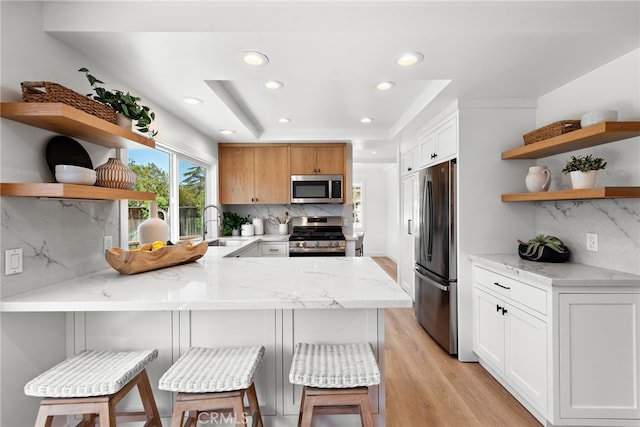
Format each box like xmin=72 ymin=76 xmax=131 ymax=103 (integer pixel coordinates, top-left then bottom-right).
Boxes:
xmin=580 ymin=110 xmax=618 ymax=128
xmin=55 ymin=164 xmax=95 ymax=174
xmin=56 ymin=171 xmax=97 ymax=185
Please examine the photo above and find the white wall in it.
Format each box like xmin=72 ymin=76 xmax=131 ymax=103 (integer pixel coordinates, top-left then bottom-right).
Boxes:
xmin=353 ymin=163 xmax=396 ymax=256
xmin=533 ymin=48 xmax=640 ymax=274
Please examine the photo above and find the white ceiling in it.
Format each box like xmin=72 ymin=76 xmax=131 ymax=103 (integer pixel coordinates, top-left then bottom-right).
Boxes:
xmin=41 ymin=1 xmax=640 ymax=163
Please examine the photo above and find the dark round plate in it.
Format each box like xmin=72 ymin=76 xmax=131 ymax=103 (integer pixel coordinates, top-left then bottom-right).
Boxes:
xmin=45 ymin=136 xmax=93 ymax=175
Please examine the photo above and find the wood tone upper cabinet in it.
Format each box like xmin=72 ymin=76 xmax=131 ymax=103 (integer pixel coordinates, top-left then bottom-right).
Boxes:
xmin=290 ymin=144 xmax=345 ymax=175
xmin=219 ymin=145 xmax=255 ymax=204
xmin=219 ymin=144 xmax=289 ymax=204
xmin=254 ymin=145 xmax=290 ymax=203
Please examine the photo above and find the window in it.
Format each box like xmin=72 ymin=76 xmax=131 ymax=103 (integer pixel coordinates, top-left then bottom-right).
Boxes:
xmin=353 ymin=183 xmax=363 ymax=230
xmin=128 ymin=147 xmax=210 ymax=248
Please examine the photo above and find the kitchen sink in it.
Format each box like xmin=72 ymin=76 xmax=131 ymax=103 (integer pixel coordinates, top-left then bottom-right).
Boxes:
xmin=207 ymin=238 xmax=248 ymax=247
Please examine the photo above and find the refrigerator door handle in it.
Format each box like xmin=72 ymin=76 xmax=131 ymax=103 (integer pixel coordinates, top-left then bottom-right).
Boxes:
xmin=408 ymin=219 xmax=412 ymax=235
xmin=414 ymin=268 xmax=450 ymax=291
xmin=426 ymin=179 xmax=434 ymax=259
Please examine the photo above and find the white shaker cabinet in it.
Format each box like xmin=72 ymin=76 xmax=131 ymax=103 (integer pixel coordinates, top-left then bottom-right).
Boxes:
xmin=558 ymin=293 xmax=640 ymax=422
xmin=399 ymin=175 xmax=418 ymax=299
xmin=473 ymin=267 xmax=548 ymax=416
xmin=471 ymin=256 xmax=640 ymax=427
xmin=400 ymin=146 xmax=418 ymax=176
xmin=418 ymin=113 xmax=458 ymax=168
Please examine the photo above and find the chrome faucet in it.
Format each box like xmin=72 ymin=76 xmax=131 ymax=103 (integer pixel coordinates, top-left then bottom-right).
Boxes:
xmin=202 ymin=204 xmax=222 ymax=241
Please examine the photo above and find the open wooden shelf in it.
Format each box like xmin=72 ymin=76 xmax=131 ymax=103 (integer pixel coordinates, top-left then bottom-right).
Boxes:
xmin=0 ymin=102 xmax=155 ymax=150
xmin=0 ymin=183 xmax=155 ymax=201
xmin=501 ymin=187 xmax=640 ymax=202
xmin=502 ymin=122 xmax=640 ymax=160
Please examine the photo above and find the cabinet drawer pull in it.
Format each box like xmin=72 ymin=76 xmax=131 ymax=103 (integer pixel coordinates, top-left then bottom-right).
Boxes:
xmin=269 ymin=248 xmax=279 ymax=252
xmin=496 ymin=304 xmax=502 ymax=312
xmin=493 ymin=281 xmax=511 ymax=290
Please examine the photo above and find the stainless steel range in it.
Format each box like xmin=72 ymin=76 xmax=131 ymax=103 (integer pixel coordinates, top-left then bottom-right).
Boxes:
xmin=288 ymin=216 xmax=346 ymax=257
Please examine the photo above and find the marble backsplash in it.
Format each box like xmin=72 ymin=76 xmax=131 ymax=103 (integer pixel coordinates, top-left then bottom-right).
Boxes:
xmin=222 ymin=204 xmax=353 ymax=235
xmin=534 ymin=199 xmax=639 ymax=275
xmin=0 ymin=198 xmax=119 ymax=298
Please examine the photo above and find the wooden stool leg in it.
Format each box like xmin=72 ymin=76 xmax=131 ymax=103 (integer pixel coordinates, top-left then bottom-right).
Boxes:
xmin=358 ymin=393 xmax=374 ymax=427
xmin=170 ymin=400 xmax=188 ymax=427
xmin=299 ymin=391 xmax=315 ymax=427
xmin=136 ymin=369 xmax=162 ymax=426
xmin=33 ymin=406 xmax=53 ymax=427
xmin=232 ymin=395 xmax=247 ymax=426
xmin=96 ymin=401 xmax=114 ymax=427
xmin=246 ymin=383 xmax=263 ymax=427
xmin=184 ymin=411 xmax=198 ymax=427
xmin=297 ymin=386 xmax=307 ymax=427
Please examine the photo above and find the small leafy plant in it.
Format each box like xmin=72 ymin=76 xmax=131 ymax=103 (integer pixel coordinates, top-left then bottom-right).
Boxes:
xmin=79 ymin=68 xmax=157 ymax=137
xmin=222 ymin=212 xmax=251 ymax=236
xmin=561 ymin=154 xmax=607 ymax=174
xmin=518 ymin=235 xmax=569 ymax=261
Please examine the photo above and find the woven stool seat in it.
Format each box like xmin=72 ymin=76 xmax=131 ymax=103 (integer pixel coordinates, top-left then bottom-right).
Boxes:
xmin=25 ymin=349 xmax=158 ymax=398
xmin=159 ymin=346 xmax=264 ymax=393
xmin=25 ymin=349 xmax=161 ymax=427
xmin=160 ymin=346 xmax=265 ymax=427
xmin=289 ymin=342 xmax=380 ymax=388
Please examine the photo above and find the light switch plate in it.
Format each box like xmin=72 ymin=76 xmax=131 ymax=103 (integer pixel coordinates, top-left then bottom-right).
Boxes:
xmin=104 ymin=236 xmax=113 ymax=253
xmin=586 ymin=233 xmax=598 ymax=252
xmin=5 ymin=248 xmax=23 ymax=275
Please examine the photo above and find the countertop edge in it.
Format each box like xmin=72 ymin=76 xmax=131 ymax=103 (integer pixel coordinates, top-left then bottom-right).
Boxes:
xmin=469 ymin=254 xmax=640 ymax=287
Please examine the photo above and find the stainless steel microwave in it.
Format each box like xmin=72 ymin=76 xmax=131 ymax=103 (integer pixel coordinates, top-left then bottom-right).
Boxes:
xmin=291 ymin=175 xmax=343 ymax=204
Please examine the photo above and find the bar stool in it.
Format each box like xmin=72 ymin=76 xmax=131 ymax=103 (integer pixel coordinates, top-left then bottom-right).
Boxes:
xmin=159 ymin=346 xmax=265 ymax=427
xmin=24 ymin=349 xmax=161 ymax=427
xmin=289 ymin=342 xmax=381 ymax=427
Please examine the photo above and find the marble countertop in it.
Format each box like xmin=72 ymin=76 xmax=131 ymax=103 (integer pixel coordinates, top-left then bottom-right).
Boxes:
xmin=1 ymin=238 xmax=412 ymax=312
xmin=470 ymin=254 xmax=640 ymax=287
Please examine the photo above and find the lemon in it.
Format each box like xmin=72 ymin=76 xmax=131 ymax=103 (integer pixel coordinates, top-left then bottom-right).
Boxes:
xmin=151 ymin=241 xmax=165 ymax=251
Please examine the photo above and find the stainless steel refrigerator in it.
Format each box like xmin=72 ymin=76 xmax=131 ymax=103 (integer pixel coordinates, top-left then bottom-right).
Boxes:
xmin=414 ymin=159 xmax=457 ymax=354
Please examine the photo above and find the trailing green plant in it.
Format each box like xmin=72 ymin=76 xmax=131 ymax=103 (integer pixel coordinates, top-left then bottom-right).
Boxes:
xmin=79 ymin=68 xmax=157 ymax=137
xmin=561 ymin=154 xmax=607 ymax=174
xmin=221 ymin=212 xmax=251 ymax=236
xmin=518 ymin=234 xmax=568 ymax=260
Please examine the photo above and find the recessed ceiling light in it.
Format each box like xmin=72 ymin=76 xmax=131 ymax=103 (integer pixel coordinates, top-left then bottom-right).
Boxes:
xmin=240 ymin=51 xmax=269 ymax=66
xmin=278 ymin=118 xmax=291 ymax=123
xmin=265 ymin=80 xmax=284 ymax=90
xmin=183 ymin=97 xmax=203 ymax=105
xmin=395 ymin=51 xmax=424 ymax=67
xmin=376 ymin=81 xmax=395 ymax=91
xmin=361 ymin=117 xmax=374 ymax=124
xmin=219 ymin=129 xmax=236 ymax=135
xmin=372 ymin=151 xmax=377 ymax=154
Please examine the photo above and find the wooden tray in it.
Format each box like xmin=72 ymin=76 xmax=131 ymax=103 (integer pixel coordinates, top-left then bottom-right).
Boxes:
xmin=105 ymin=241 xmax=208 ymax=274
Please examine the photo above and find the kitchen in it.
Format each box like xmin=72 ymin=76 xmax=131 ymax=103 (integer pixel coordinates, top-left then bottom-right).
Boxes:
xmin=1 ymin=1 xmax=639 ymax=427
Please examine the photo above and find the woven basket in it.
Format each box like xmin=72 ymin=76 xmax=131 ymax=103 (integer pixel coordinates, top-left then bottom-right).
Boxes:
xmin=21 ymin=81 xmax=116 ymax=124
xmin=523 ymin=120 xmax=581 ymax=145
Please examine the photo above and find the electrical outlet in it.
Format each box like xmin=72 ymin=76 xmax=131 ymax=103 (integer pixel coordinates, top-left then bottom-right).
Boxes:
xmin=104 ymin=236 xmax=113 ymax=253
xmin=5 ymin=248 xmax=23 ymax=275
xmin=586 ymin=233 xmax=598 ymax=252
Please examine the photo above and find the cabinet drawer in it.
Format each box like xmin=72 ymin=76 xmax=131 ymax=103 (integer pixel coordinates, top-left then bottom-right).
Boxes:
xmin=474 ymin=266 xmax=547 ymax=315
xmin=261 ymin=242 xmax=288 ymax=256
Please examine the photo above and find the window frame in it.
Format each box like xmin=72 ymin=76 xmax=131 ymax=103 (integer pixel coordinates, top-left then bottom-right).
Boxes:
xmin=120 ymin=141 xmax=216 ymax=247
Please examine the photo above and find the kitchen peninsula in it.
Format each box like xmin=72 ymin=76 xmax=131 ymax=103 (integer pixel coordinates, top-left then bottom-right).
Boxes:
xmin=1 ymin=241 xmax=412 ymax=426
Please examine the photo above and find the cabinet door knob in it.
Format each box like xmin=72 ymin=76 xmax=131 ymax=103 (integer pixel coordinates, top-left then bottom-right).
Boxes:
xmin=431 ymin=153 xmax=437 ymax=159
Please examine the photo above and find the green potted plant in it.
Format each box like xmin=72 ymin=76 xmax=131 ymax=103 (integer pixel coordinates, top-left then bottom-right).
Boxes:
xmin=561 ymin=154 xmax=606 ymax=189
xmin=79 ymin=68 xmax=157 ymax=137
xmin=222 ymin=212 xmax=251 ymax=236
xmin=517 ymin=234 xmax=570 ymax=262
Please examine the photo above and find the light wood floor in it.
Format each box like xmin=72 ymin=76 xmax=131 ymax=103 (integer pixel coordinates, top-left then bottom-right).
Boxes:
xmin=371 ymin=257 xmax=541 ymax=427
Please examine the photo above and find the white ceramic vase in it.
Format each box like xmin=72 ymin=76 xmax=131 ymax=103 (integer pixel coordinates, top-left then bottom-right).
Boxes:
xmin=569 ymin=170 xmax=598 ymax=189
xmin=252 ymin=218 xmax=264 ymax=235
xmin=138 ymin=201 xmax=169 ymax=244
xmin=525 ymin=165 xmax=551 ymax=192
